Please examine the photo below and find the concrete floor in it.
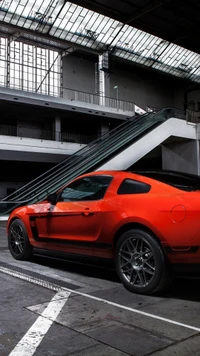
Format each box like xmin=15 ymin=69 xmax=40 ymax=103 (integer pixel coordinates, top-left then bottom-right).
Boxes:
xmin=1 ymin=222 xmax=200 ymax=356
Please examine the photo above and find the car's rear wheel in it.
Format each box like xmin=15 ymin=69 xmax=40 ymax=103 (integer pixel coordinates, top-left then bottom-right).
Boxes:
xmin=115 ymin=229 xmax=170 ymax=294
xmin=8 ymin=219 xmax=32 ymax=260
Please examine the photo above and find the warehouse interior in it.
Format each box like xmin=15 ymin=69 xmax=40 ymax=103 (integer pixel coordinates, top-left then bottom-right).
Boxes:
xmin=0 ymin=0 xmax=200 ymax=206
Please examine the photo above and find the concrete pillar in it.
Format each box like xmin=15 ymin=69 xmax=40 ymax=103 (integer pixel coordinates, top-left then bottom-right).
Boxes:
xmin=100 ymin=123 xmax=110 ymax=137
xmin=54 ymin=116 xmax=61 ymax=141
xmin=98 ymin=52 xmax=110 ymax=106
xmin=6 ymin=38 xmax=11 ymax=87
xmin=162 ymin=140 xmax=198 ymax=175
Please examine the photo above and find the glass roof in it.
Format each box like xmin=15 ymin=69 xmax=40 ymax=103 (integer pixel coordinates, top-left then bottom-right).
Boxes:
xmin=0 ymin=0 xmax=200 ymax=82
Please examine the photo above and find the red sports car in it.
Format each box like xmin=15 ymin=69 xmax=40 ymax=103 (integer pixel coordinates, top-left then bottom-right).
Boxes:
xmin=7 ymin=170 xmax=200 ymax=295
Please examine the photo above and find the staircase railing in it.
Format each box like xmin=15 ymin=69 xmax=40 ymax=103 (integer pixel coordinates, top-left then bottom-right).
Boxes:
xmin=0 ymin=107 xmax=186 ymax=215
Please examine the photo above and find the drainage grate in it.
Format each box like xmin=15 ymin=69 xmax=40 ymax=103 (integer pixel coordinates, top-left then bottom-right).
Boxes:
xmin=0 ymin=260 xmax=81 ymax=290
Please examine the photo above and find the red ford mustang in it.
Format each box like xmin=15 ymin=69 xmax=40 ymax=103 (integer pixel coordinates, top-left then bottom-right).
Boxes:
xmin=7 ymin=170 xmax=200 ymax=295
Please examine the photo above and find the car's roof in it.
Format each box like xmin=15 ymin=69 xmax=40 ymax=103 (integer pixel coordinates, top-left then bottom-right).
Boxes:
xmin=84 ymin=169 xmax=200 ymax=180
xmin=83 ymin=169 xmax=200 ymax=192
xmin=80 ymin=170 xmax=146 ymax=181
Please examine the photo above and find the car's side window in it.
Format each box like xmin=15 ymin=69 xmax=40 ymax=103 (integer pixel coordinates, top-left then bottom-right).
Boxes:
xmin=117 ymin=178 xmax=151 ymax=195
xmin=58 ymin=175 xmax=113 ymax=202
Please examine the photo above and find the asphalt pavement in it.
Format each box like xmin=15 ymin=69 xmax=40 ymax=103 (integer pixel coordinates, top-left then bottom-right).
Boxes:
xmin=1 ymin=223 xmax=200 ymax=356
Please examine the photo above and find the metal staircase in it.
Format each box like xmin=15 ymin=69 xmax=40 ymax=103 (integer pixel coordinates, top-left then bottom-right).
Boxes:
xmin=0 ymin=107 xmax=185 ymax=215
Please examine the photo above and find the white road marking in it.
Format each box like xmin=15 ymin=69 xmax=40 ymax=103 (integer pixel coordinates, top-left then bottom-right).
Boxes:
xmin=1 ymin=265 xmax=200 ymax=335
xmin=8 ymin=290 xmax=71 ymax=356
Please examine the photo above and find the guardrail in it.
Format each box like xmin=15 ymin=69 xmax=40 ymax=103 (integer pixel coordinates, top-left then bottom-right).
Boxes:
xmin=0 ymin=124 xmax=97 ymax=144
xmin=186 ymin=109 xmax=200 ymax=124
xmin=63 ymin=87 xmax=135 ymax=112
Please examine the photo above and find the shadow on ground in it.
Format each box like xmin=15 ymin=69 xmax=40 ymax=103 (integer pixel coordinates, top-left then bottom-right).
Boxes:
xmin=33 ymin=255 xmax=200 ymax=302
xmin=34 ymin=254 xmax=119 ymax=283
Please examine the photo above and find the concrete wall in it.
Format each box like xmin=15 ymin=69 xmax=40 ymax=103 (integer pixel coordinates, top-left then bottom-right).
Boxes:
xmin=17 ymin=118 xmax=53 ymax=140
xmin=17 ymin=120 xmax=44 ymax=139
xmin=62 ymin=52 xmax=190 ymax=111
xmin=185 ymin=89 xmax=200 ymax=111
xmin=0 ymin=135 xmax=86 ymax=162
xmin=110 ymin=61 xmax=186 ymax=110
xmin=62 ymin=54 xmax=96 ymax=93
xmin=162 ymin=140 xmax=198 ymax=174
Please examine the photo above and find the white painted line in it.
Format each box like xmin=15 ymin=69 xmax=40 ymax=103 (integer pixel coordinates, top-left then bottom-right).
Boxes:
xmin=1 ymin=265 xmax=200 ymax=333
xmin=8 ymin=290 xmax=71 ymax=356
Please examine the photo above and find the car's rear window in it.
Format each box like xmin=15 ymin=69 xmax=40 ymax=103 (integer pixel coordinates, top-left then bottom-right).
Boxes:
xmin=117 ymin=179 xmax=151 ymax=195
xmin=132 ymin=170 xmax=200 ymax=192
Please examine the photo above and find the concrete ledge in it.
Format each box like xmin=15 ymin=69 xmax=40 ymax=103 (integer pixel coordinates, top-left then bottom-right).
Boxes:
xmin=0 ymin=216 xmax=8 ymax=221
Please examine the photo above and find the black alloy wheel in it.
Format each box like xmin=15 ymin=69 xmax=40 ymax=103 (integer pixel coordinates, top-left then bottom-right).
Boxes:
xmin=8 ymin=219 xmax=32 ymax=260
xmin=115 ymin=229 xmax=170 ymax=294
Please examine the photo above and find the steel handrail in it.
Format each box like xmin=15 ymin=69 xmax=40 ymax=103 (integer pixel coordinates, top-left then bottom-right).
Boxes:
xmin=2 ymin=115 xmax=138 ymax=201
xmin=6 ymin=113 xmax=153 ymax=202
xmin=1 ymin=107 xmax=186 ymax=213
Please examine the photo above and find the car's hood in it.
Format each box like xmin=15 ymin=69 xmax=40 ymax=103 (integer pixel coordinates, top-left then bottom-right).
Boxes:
xmin=11 ymin=201 xmax=50 ymax=216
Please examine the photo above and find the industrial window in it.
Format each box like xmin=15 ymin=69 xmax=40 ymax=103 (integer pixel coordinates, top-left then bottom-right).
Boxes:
xmin=0 ymin=37 xmax=61 ymax=96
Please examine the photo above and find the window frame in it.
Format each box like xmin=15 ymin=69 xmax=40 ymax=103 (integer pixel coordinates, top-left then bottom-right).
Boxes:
xmin=117 ymin=178 xmax=151 ymax=195
xmin=57 ymin=174 xmax=113 ymax=202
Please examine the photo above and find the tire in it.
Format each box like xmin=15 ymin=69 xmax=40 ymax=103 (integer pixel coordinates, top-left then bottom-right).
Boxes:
xmin=8 ymin=219 xmax=33 ymax=261
xmin=115 ymin=229 xmax=170 ymax=295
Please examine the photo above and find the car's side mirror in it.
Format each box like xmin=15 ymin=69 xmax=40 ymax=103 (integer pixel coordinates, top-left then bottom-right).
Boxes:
xmin=47 ymin=193 xmax=57 ymax=205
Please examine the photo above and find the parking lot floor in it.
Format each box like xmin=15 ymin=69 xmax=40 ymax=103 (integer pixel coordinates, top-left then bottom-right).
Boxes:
xmin=1 ymin=222 xmax=200 ymax=356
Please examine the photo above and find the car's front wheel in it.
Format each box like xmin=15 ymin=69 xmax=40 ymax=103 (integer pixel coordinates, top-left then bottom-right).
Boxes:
xmin=8 ymin=219 xmax=33 ymax=260
xmin=115 ymin=229 xmax=170 ymax=294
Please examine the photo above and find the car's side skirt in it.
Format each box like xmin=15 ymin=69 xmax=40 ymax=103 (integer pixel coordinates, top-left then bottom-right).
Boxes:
xmin=32 ymin=248 xmax=114 ymax=266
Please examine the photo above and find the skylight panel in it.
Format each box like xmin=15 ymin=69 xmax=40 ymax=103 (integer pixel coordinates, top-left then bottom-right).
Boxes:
xmin=0 ymin=0 xmax=200 ymax=82
xmin=50 ymin=2 xmax=122 ymax=50
xmin=0 ymin=0 xmax=62 ymax=31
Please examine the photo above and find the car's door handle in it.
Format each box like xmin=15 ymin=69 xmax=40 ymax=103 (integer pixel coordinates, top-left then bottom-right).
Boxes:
xmin=82 ymin=208 xmax=94 ymax=216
